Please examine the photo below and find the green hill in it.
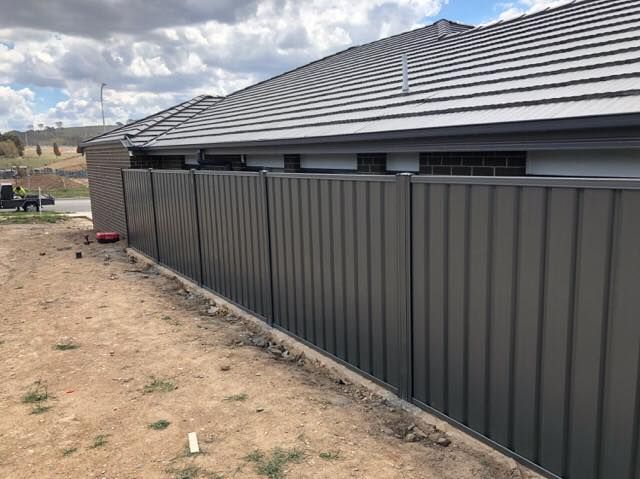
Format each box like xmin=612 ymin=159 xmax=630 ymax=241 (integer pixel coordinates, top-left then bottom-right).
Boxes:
xmin=6 ymin=125 xmax=119 ymax=147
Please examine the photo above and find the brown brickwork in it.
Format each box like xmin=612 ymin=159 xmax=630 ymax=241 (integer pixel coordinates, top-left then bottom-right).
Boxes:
xmin=200 ymin=154 xmax=238 ymax=170
xmin=284 ymin=154 xmax=301 ymax=172
xmin=231 ymin=155 xmax=247 ymax=171
xmin=419 ymin=152 xmax=527 ymax=176
xmin=357 ymin=153 xmax=386 ymax=173
xmin=130 ymin=155 xmax=186 ymax=170
xmin=85 ymin=142 xmax=131 ymax=236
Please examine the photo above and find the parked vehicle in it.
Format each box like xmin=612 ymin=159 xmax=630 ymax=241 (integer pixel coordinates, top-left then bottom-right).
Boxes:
xmin=0 ymin=183 xmax=55 ymax=211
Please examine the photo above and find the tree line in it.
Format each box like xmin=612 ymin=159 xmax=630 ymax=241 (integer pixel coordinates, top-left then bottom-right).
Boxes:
xmin=8 ymin=125 xmax=116 ymax=147
xmin=0 ymin=132 xmax=62 ymax=158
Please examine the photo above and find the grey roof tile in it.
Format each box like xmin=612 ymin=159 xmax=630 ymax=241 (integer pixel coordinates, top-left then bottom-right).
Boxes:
xmin=82 ymin=95 xmax=221 ymax=146
xmin=146 ymin=0 xmax=640 ymax=148
xmin=84 ymin=0 xmax=640 ymax=150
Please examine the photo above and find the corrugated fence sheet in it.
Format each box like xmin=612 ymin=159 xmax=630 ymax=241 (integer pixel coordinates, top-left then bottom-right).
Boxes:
xmin=122 ymin=170 xmax=640 ymax=479
xmin=151 ymin=170 xmax=202 ymax=283
xmin=195 ymin=171 xmax=271 ymax=319
xmin=266 ymin=174 xmax=402 ymax=392
xmin=410 ymin=176 xmax=640 ymax=479
xmin=122 ymin=169 xmax=157 ymax=260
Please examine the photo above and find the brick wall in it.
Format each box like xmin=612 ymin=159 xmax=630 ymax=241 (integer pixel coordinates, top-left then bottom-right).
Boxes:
xmin=284 ymin=154 xmax=301 ymax=172
xmin=85 ymin=142 xmax=131 ymax=235
xmin=131 ymin=155 xmax=185 ymax=170
xmin=231 ymin=156 xmax=247 ymax=171
xmin=357 ymin=153 xmax=386 ymax=173
xmin=419 ymin=152 xmax=527 ymax=176
xmin=200 ymin=154 xmax=238 ymax=170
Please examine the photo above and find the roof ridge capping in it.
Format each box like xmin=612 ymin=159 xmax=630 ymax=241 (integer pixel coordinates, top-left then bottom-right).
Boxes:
xmin=217 ymin=18 xmax=475 ymax=105
xmin=130 ymin=94 xmax=219 ymax=138
xmin=434 ymin=18 xmax=474 ymax=38
xmin=142 ymin=95 xmax=223 ymax=148
xmin=80 ymin=94 xmax=220 ymax=148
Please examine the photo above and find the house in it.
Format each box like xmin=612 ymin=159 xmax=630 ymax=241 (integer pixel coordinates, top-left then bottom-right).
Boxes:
xmin=81 ymin=95 xmax=220 ymax=233
xmin=81 ymin=0 xmax=640 ymax=234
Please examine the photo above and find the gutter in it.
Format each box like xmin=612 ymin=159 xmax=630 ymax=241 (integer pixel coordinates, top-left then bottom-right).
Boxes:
xmin=139 ymin=113 xmax=640 ymax=154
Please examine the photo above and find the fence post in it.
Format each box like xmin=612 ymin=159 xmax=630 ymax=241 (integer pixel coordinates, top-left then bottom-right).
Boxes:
xmin=120 ymin=168 xmax=130 ymax=247
xmin=148 ymin=168 xmax=161 ymax=262
xmin=396 ymin=173 xmax=413 ymax=401
xmin=191 ymin=169 xmax=204 ymax=287
xmin=260 ymin=170 xmax=275 ymax=325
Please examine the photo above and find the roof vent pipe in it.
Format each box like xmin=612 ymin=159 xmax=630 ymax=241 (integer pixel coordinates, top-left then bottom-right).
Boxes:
xmin=401 ymin=54 xmax=409 ymax=94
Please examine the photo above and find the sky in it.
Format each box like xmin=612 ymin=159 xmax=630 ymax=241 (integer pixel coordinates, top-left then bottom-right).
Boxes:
xmin=0 ymin=0 xmax=571 ymax=131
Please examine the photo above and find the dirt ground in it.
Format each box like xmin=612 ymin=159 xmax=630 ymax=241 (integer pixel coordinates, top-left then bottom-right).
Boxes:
xmin=14 ymin=175 xmax=88 ymax=191
xmin=0 ymin=220 xmax=540 ymax=479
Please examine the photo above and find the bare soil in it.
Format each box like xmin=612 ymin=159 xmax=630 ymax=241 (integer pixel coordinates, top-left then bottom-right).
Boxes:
xmin=0 ymin=221 xmax=540 ymax=479
xmin=13 ymin=174 xmax=87 ymax=191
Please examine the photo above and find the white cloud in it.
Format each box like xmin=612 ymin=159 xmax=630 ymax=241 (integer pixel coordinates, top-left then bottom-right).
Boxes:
xmin=128 ymin=57 xmax=172 ymax=77
xmin=492 ymin=0 xmax=573 ymax=22
xmin=0 ymin=86 xmax=35 ymax=131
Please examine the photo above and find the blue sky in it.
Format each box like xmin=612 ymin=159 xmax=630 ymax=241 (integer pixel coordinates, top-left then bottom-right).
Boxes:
xmin=9 ymin=84 xmax=67 ymax=119
xmin=0 ymin=0 xmax=563 ymax=130
xmin=434 ymin=0 xmax=511 ymax=24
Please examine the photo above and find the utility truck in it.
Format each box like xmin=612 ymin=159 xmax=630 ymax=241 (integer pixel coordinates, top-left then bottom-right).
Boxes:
xmin=0 ymin=183 xmax=55 ymax=212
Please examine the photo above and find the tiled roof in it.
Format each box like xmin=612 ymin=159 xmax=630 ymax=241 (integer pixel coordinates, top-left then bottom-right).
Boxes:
xmin=82 ymin=95 xmax=221 ymax=146
xmin=143 ymin=0 xmax=640 ymax=148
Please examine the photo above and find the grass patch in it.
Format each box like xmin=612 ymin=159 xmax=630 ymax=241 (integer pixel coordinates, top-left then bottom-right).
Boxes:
xmin=54 ymin=341 xmax=79 ymax=351
xmin=148 ymin=419 xmax=171 ymax=430
xmin=319 ymin=450 xmax=341 ymax=461
xmin=30 ymin=403 xmax=52 ymax=415
xmin=0 ymin=212 xmax=67 ymax=224
xmin=62 ymin=447 xmax=77 ymax=457
xmin=180 ymin=440 xmax=201 ymax=458
xmin=245 ymin=447 xmax=304 ymax=479
xmin=47 ymin=186 xmax=89 ymax=199
xmin=89 ymin=435 xmax=108 ymax=449
xmin=172 ymin=466 xmax=201 ymax=479
xmin=22 ymin=380 xmax=48 ymax=403
xmin=161 ymin=315 xmax=181 ymax=326
xmin=223 ymin=393 xmax=247 ymax=402
xmin=245 ymin=450 xmax=264 ymax=462
xmin=0 ymin=146 xmax=83 ymax=169
xmin=143 ymin=377 xmax=176 ymax=394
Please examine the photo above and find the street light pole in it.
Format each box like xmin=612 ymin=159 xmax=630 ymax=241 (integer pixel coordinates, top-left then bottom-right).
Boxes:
xmin=100 ymin=83 xmax=107 ymax=132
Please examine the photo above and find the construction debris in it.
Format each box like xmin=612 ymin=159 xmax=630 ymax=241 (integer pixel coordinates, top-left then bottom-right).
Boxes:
xmin=188 ymin=432 xmax=200 ymax=454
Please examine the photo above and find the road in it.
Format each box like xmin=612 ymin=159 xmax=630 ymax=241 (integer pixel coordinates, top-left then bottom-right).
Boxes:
xmin=47 ymin=197 xmax=91 ymax=215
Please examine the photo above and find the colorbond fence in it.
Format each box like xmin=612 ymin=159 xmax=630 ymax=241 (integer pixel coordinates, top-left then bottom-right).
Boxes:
xmin=122 ymin=169 xmax=640 ymax=479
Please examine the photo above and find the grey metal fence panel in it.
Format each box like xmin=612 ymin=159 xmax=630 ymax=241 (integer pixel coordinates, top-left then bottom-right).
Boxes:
xmin=152 ymin=170 xmax=201 ymax=282
xmin=122 ymin=168 xmax=640 ymax=479
xmin=266 ymin=173 xmax=402 ymax=392
xmin=195 ymin=171 xmax=271 ymax=320
xmin=122 ymin=169 xmax=157 ymax=259
xmin=410 ymin=177 xmax=640 ymax=479
xmin=599 ymin=190 xmax=640 ymax=479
